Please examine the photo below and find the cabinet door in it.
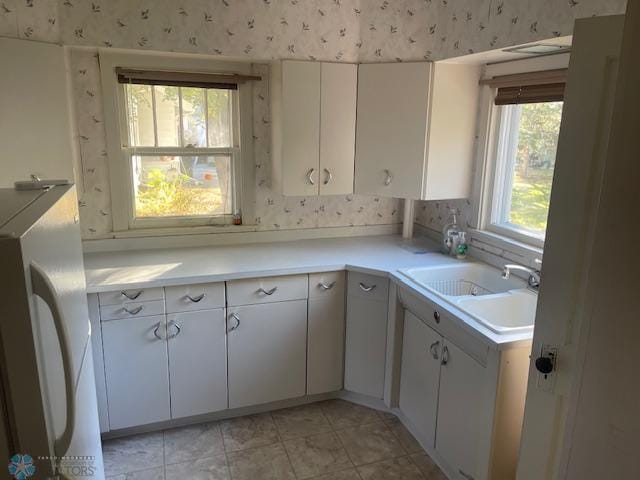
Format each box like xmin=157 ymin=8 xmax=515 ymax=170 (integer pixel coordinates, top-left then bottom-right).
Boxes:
xmin=281 ymin=60 xmax=321 ymax=196
xmin=227 ymin=300 xmax=307 ymax=408
xmin=319 ymin=62 xmax=357 ymax=195
xmin=102 ymin=315 xmax=170 ymax=429
xmin=307 ymin=292 xmax=345 ymax=395
xmin=436 ymin=340 xmax=486 ymax=480
xmin=344 ymin=295 xmax=388 ymax=398
xmin=399 ymin=311 xmax=442 ymax=448
xmin=354 ymin=62 xmax=431 ymax=198
xmin=88 ymin=294 xmax=109 ymax=433
xmin=167 ymin=309 xmax=227 ymax=419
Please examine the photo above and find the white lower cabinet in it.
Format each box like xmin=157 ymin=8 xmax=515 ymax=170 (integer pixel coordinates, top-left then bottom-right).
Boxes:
xmin=344 ymin=272 xmax=389 ymax=398
xmin=436 ymin=340 xmax=486 ymax=480
xmin=102 ymin=315 xmax=171 ymax=430
xmin=227 ymin=300 xmax=307 ymax=408
xmin=167 ymin=309 xmax=227 ymax=419
xmin=399 ymin=311 xmax=441 ymax=448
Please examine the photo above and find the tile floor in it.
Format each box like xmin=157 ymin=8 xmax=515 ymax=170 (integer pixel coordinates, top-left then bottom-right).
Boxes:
xmin=102 ymin=399 xmax=447 ymax=480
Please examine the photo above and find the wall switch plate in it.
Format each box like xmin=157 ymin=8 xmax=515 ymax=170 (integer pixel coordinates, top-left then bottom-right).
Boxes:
xmin=536 ymin=344 xmax=558 ymax=393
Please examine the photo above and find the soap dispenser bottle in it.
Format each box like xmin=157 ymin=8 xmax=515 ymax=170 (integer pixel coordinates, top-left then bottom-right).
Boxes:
xmin=442 ymin=209 xmax=461 ymax=256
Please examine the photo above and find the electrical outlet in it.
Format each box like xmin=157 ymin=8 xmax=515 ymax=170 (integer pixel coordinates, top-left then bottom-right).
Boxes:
xmin=536 ymin=344 xmax=558 ymax=392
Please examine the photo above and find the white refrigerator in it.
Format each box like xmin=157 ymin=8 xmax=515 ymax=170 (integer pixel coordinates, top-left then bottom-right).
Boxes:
xmin=0 ymin=184 xmax=104 ymax=479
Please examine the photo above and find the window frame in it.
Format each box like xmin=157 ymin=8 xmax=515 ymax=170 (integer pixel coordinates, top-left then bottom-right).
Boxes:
xmin=471 ymin=54 xmax=570 ymax=252
xmin=100 ymin=50 xmax=255 ymax=233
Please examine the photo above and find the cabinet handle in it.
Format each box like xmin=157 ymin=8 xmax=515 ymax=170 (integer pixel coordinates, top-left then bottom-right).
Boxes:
xmin=323 ymin=168 xmax=333 ymax=185
xmin=384 ymin=169 xmax=393 ymax=186
xmin=185 ymin=293 xmax=206 ymax=303
xmin=306 ymin=168 xmax=316 ymax=185
xmin=459 ymin=470 xmax=475 ymax=480
xmin=319 ymin=281 xmax=336 ymax=290
xmin=228 ymin=313 xmax=241 ymax=332
xmin=433 ymin=311 xmax=441 ymax=323
xmin=123 ymin=305 xmax=143 ymax=315
xmin=358 ymin=282 xmax=376 ymax=292
xmin=258 ymin=286 xmax=278 ymax=296
xmin=441 ymin=345 xmax=450 ymax=366
xmin=167 ymin=320 xmax=181 ymax=339
xmin=429 ymin=341 xmax=440 ymax=360
xmin=121 ymin=290 xmax=142 ymax=300
xmin=153 ymin=322 xmax=164 ymax=340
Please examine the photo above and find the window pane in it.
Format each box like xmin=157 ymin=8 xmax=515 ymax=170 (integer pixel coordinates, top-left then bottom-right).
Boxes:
xmin=500 ymin=101 xmax=563 ymax=234
xmin=181 ymin=87 xmax=207 ymax=147
xmin=154 ymin=86 xmax=180 ymax=147
xmin=125 ymin=84 xmax=154 ymax=146
xmin=207 ymin=89 xmax=232 ymax=147
xmin=132 ymin=155 xmax=233 ymax=218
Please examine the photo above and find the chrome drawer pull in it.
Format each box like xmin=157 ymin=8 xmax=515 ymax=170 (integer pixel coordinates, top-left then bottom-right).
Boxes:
xmin=384 ymin=169 xmax=393 ymax=186
xmin=429 ymin=341 xmax=440 ymax=360
xmin=323 ymin=168 xmax=333 ymax=185
xmin=121 ymin=290 xmax=142 ymax=300
xmin=123 ymin=305 xmax=143 ymax=315
xmin=319 ymin=281 xmax=336 ymax=290
xmin=441 ymin=345 xmax=450 ymax=366
xmin=185 ymin=293 xmax=206 ymax=303
xmin=167 ymin=320 xmax=181 ymax=339
xmin=228 ymin=313 xmax=240 ymax=332
xmin=153 ymin=322 xmax=164 ymax=340
xmin=306 ymin=168 xmax=316 ymax=185
xmin=258 ymin=286 xmax=278 ymax=296
xmin=358 ymin=282 xmax=376 ymax=292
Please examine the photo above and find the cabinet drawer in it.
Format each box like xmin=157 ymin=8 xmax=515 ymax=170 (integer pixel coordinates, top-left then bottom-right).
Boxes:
xmin=309 ymin=271 xmax=345 ymax=299
xmin=100 ymin=300 xmax=165 ymax=321
xmin=98 ymin=287 xmax=164 ymax=306
xmin=347 ymin=271 xmax=389 ymax=302
xmin=165 ymin=283 xmax=225 ymax=313
xmin=227 ymin=275 xmax=308 ymax=306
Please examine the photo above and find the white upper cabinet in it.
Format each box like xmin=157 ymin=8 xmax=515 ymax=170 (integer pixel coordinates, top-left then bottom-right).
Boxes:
xmin=354 ymin=62 xmax=480 ymax=199
xmin=271 ymin=60 xmax=357 ymax=196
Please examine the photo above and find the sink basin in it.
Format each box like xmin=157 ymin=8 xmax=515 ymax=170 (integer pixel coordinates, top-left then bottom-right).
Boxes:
xmin=457 ymin=289 xmax=537 ymax=334
xmin=400 ymin=262 xmax=536 ymax=334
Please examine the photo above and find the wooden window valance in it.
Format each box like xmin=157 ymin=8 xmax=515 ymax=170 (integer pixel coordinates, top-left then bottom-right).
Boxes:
xmin=480 ymin=68 xmax=567 ymax=105
xmin=116 ymin=67 xmax=262 ymax=90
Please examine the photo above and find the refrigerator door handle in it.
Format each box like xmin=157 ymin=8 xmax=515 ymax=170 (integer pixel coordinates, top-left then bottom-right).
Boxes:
xmin=30 ymin=262 xmax=76 ymax=460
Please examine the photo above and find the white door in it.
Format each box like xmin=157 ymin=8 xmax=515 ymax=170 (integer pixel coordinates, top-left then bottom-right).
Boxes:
xmin=436 ymin=340 xmax=486 ymax=480
xmin=354 ymin=62 xmax=431 ymax=198
xmin=102 ymin=315 xmax=171 ymax=429
xmin=281 ymin=61 xmax=321 ymax=196
xmin=0 ymin=38 xmax=76 ymax=186
xmin=227 ymin=300 xmax=307 ymax=408
xmin=344 ymin=295 xmax=388 ymax=398
xmin=307 ymin=280 xmax=345 ymax=395
xmin=399 ymin=311 xmax=442 ymax=448
xmin=167 ymin=309 xmax=227 ymax=419
xmin=319 ymin=62 xmax=356 ymax=195
xmin=516 ymin=15 xmax=627 ymax=479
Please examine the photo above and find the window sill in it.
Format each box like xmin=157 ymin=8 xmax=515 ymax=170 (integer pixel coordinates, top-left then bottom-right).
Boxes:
xmin=469 ymin=228 xmax=543 ymax=267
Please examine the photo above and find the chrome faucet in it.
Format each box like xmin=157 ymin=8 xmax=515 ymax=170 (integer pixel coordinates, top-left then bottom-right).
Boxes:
xmin=502 ymin=264 xmax=541 ymax=290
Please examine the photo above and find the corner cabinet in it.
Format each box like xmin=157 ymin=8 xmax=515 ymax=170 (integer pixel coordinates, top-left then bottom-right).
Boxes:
xmin=271 ymin=60 xmax=357 ymax=196
xmin=354 ymin=61 xmax=481 ymax=199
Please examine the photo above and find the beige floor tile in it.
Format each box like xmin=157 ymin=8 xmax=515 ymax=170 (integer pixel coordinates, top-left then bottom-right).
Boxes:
xmin=336 ymin=422 xmax=406 ymax=466
xmin=283 ymin=432 xmax=353 ymax=479
xmin=164 ymin=422 xmax=224 ymax=465
xmin=385 ymin=417 xmax=424 ymax=453
xmin=376 ymin=411 xmax=398 ymax=425
xmin=320 ymin=399 xmax=383 ymax=429
xmin=227 ymin=443 xmax=295 ymax=480
xmin=410 ymin=452 xmax=447 ymax=480
xmin=220 ymin=413 xmax=279 ymax=452
xmin=272 ymin=404 xmax=332 ymax=439
xmin=358 ymin=456 xmax=425 ymax=479
xmin=106 ymin=466 xmax=164 ymax=480
xmin=165 ymin=454 xmax=229 ymax=480
xmin=102 ymin=432 xmax=164 ymax=477
xmin=312 ymin=468 xmax=362 ymax=480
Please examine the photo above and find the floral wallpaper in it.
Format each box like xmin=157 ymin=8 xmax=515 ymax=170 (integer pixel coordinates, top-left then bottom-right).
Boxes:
xmin=0 ymin=0 xmax=627 ymax=239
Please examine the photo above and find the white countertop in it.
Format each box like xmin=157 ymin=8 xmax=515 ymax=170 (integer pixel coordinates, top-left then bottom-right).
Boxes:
xmin=84 ymin=234 xmax=533 ymax=349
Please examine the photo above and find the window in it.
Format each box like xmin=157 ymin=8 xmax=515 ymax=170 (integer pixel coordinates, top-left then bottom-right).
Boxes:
xmin=100 ymin=52 xmax=256 ymax=232
xmin=477 ymin=67 xmax=567 ymax=248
